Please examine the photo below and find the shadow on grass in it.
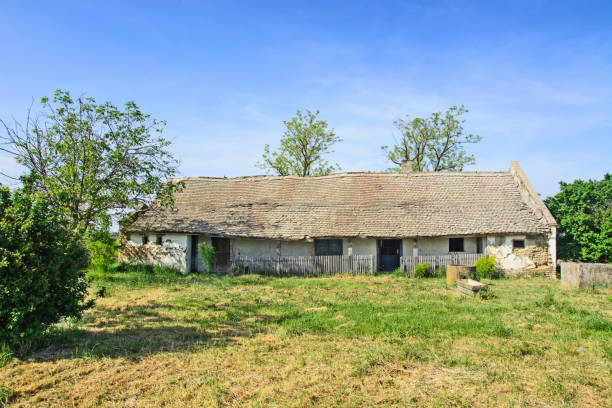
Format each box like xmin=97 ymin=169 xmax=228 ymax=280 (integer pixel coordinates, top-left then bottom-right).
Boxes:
xmin=26 ymin=300 xmax=281 ymax=363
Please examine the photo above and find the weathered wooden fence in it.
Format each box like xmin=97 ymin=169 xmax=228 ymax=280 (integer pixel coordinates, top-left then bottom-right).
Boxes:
xmin=231 ymin=255 xmax=376 ymax=276
xmin=401 ymin=253 xmax=485 ymax=276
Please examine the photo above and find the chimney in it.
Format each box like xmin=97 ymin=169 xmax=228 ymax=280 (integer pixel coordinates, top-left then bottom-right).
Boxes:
xmin=401 ymin=160 xmax=414 ymax=173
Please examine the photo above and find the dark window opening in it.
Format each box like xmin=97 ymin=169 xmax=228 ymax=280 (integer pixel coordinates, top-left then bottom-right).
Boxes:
xmin=513 ymin=240 xmax=525 ymax=250
xmin=449 ymin=238 xmax=464 ymax=252
xmin=476 ymin=237 xmax=484 ymax=254
xmin=212 ymin=237 xmax=231 ymax=267
xmin=190 ymin=235 xmax=198 ymax=273
xmin=142 ymin=235 xmax=149 ymax=245
xmin=156 ymin=235 xmax=163 ymax=245
xmin=315 ymin=239 xmax=343 ymax=256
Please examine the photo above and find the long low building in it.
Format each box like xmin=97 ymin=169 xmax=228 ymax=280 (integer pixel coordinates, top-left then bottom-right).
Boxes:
xmin=119 ymin=161 xmax=557 ymax=277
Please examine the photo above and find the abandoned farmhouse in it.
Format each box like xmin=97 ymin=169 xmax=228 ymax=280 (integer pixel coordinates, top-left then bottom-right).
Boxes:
xmin=119 ymin=161 xmax=557 ymax=277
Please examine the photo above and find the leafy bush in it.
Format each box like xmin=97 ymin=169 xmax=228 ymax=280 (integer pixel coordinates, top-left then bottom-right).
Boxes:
xmin=474 ymin=256 xmax=496 ymax=280
xmin=197 ymin=242 xmax=216 ymax=273
xmin=87 ymin=231 xmax=118 ymax=272
xmin=433 ymin=266 xmax=446 ymax=278
xmin=414 ymin=262 xmax=429 ymax=278
xmin=478 ymin=287 xmax=497 ymax=300
xmin=0 ymin=184 xmax=90 ymax=347
xmin=0 ymin=343 xmax=13 ymax=367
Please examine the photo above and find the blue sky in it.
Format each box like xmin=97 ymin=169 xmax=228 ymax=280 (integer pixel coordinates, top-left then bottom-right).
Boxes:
xmin=1 ymin=0 xmax=611 ymax=198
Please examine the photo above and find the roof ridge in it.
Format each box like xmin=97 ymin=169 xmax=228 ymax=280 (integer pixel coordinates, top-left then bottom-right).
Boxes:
xmin=170 ymin=170 xmax=511 ymax=182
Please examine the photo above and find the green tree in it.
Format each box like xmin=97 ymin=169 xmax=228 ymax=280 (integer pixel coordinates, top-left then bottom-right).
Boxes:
xmin=0 ymin=180 xmax=90 ymax=347
xmin=382 ymin=105 xmax=481 ymax=172
xmin=257 ymin=109 xmax=341 ymax=176
xmin=0 ymin=90 xmax=181 ymax=236
xmin=545 ymin=174 xmax=612 ymax=263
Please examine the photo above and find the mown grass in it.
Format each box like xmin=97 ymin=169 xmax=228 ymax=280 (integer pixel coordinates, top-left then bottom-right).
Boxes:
xmin=1 ymin=266 xmax=610 ymax=407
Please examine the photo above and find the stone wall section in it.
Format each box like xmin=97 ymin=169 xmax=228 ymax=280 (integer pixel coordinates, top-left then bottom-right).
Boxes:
xmin=487 ymin=234 xmax=554 ymax=277
xmin=561 ymin=262 xmax=612 ymax=288
xmin=118 ymin=235 xmax=188 ymax=272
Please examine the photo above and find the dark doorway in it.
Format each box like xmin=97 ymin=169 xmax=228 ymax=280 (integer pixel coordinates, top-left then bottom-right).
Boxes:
xmin=212 ymin=237 xmax=230 ymax=268
xmin=378 ymin=239 xmax=401 ymax=271
xmin=190 ymin=235 xmax=198 ymax=273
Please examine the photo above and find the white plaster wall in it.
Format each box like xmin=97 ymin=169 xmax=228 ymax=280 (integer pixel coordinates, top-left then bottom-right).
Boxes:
xmin=486 ymin=235 xmax=535 ymax=273
xmin=233 ymin=238 xmax=279 ymax=257
xmin=345 ymin=238 xmax=377 ymax=256
xmin=282 ymin=240 xmax=314 ymax=256
xmin=417 ymin=237 xmax=478 ymax=255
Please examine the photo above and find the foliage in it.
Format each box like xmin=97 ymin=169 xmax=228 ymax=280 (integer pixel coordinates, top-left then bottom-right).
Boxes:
xmin=433 ymin=265 xmax=446 ymax=278
xmin=478 ymin=287 xmax=497 ymax=300
xmin=544 ymin=174 xmax=611 ymax=263
xmin=87 ymin=231 xmax=118 ymax=272
xmin=197 ymin=242 xmax=216 ymax=273
xmin=382 ymin=105 xmax=481 ymax=172
xmin=414 ymin=262 xmax=429 ymax=278
xmin=0 ymin=89 xmax=182 ymax=236
xmin=0 ymin=385 xmax=9 ymax=407
xmin=474 ymin=256 xmax=496 ymax=280
xmin=0 ymin=344 xmax=13 ymax=368
xmin=256 ymin=109 xmax=342 ymax=176
xmin=391 ymin=267 xmax=404 ymax=277
xmin=0 ymin=183 xmax=90 ymax=347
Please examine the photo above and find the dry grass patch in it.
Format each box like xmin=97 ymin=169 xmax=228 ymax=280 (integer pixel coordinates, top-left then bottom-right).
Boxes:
xmin=0 ymin=269 xmax=610 ymax=407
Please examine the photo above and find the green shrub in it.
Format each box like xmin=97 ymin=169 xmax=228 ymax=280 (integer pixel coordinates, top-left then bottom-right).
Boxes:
xmin=414 ymin=263 xmax=429 ymax=278
xmin=0 ymin=184 xmax=90 ymax=347
xmin=474 ymin=256 xmax=496 ymax=280
xmin=0 ymin=384 xmax=10 ymax=407
xmin=392 ymin=267 xmax=404 ymax=277
xmin=433 ymin=266 xmax=446 ymax=278
xmin=197 ymin=242 xmax=216 ymax=273
xmin=87 ymin=231 xmax=118 ymax=271
xmin=0 ymin=344 xmax=13 ymax=368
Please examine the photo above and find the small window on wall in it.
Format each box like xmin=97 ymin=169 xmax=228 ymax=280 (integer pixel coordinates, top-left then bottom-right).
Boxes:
xmin=156 ymin=235 xmax=163 ymax=245
xmin=449 ymin=238 xmax=464 ymax=252
xmin=315 ymin=239 xmax=343 ymax=256
xmin=513 ymin=240 xmax=525 ymax=250
xmin=142 ymin=235 xmax=149 ymax=245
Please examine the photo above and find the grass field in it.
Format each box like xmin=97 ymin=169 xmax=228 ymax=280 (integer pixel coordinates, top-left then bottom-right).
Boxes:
xmin=1 ymin=268 xmax=611 ymax=407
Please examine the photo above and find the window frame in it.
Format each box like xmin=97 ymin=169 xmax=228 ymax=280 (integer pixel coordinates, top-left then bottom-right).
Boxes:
xmin=512 ymin=239 xmax=525 ymax=250
xmin=314 ymin=239 xmax=343 ymax=256
xmin=448 ymin=237 xmax=464 ymax=253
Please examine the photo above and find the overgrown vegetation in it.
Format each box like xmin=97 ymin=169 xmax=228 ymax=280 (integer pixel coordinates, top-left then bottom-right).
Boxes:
xmin=382 ymin=105 xmax=482 ymax=172
xmin=474 ymin=255 xmax=497 ymax=280
xmin=0 ymin=182 xmax=90 ymax=348
xmin=87 ymin=231 xmax=118 ymax=272
xmin=414 ymin=262 xmax=429 ymax=278
xmin=256 ymin=109 xmax=342 ymax=176
xmin=1 ymin=270 xmax=609 ymax=407
xmin=545 ymin=173 xmax=611 ymax=263
xmin=197 ymin=242 xmax=216 ymax=272
xmin=0 ymin=89 xmax=182 ymax=236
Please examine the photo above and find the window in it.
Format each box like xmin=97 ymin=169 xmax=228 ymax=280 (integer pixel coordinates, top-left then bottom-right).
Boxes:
xmin=315 ymin=239 xmax=343 ymax=256
xmin=142 ymin=235 xmax=149 ymax=245
xmin=156 ymin=235 xmax=163 ymax=245
xmin=513 ymin=239 xmax=525 ymax=250
xmin=476 ymin=237 xmax=484 ymax=254
xmin=449 ymin=238 xmax=464 ymax=252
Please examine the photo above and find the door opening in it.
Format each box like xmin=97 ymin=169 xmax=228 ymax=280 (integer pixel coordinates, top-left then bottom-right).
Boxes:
xmin=190 ymin=235 xmax=198 ymax=273
xmin=212 ymin=237 xmax=230 ymax=268
xmin=378 ymin=239 xmax=401 ymax=271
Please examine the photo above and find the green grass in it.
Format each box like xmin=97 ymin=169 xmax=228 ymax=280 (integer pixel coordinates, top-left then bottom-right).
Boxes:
xmin=1 ymin=266 xmax=610 ymax=407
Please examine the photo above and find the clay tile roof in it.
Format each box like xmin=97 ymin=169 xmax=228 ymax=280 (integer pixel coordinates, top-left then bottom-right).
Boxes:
xmin=125 ymin=165 xmax=555 ymax=240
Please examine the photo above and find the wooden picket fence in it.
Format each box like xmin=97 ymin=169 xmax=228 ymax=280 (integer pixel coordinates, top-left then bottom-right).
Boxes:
xmin=401 ymin=253 xmax=485 ymax=276
xmin=231 ymin=255 xmax=376 ymax=276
